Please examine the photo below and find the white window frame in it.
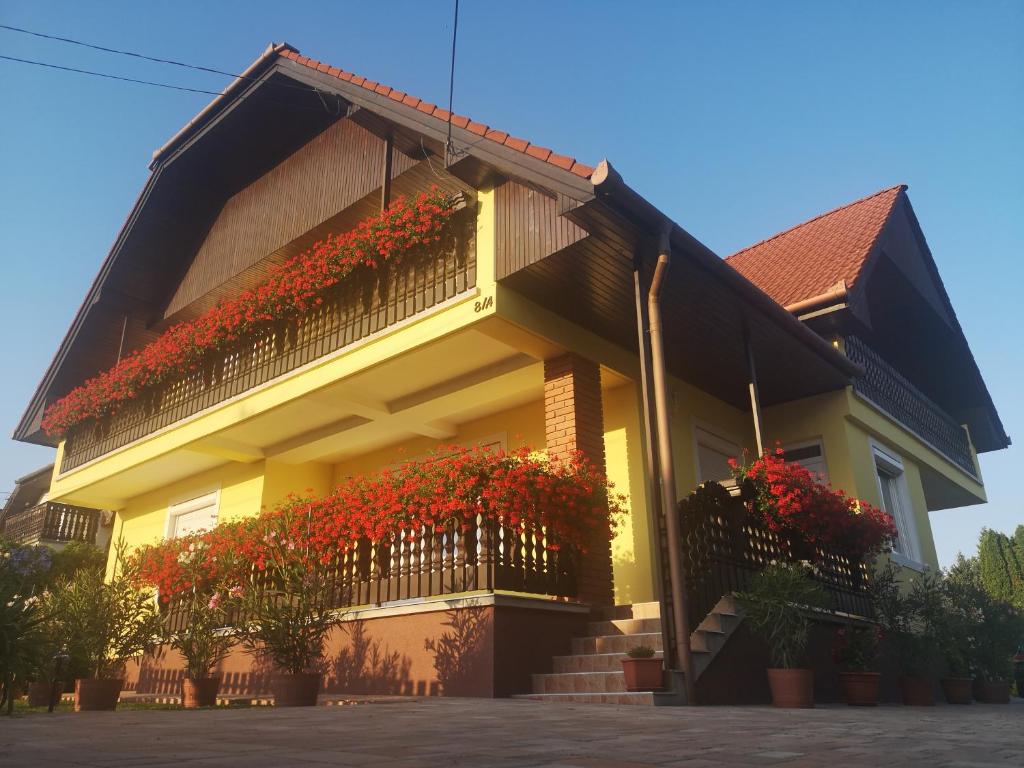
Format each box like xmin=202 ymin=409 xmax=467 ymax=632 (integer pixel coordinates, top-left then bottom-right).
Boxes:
xmin=164 ymin=488 xmax=221 ymax=540
xmin=693 ymin=424 xmax=742 ymax=485
xmin=869 ymin=441 xmax=925 ymax=571
xmin=782 ymin=438 xmax=829 ymax=484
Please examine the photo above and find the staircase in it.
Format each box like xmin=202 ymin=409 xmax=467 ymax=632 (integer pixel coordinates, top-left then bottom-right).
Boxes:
xmin=514 ymin=595 xmax=743 ymax=705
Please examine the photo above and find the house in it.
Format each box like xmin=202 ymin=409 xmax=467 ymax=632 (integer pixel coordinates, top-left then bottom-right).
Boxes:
xmin=0 ymin=464 xmax=108 ymax=550
xmin=13 ymin=43 xmax=1008 ymax=703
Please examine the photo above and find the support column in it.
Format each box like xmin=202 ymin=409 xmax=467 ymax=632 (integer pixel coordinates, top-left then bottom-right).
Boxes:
xmin=544 ymin=353 xmax=614 ymax=606
xmin=744 ymin=327 xmax=766 ymax=457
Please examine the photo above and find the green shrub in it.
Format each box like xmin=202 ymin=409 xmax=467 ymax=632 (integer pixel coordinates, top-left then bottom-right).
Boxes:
xmin=737 ymin=562 xmax=830 ymax=669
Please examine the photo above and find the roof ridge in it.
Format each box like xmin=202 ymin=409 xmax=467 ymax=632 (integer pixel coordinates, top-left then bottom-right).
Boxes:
xmin=726 ymin=184 xmax=906 ymax=262
xmin=275 ymin=49 xmax=595 ymax=180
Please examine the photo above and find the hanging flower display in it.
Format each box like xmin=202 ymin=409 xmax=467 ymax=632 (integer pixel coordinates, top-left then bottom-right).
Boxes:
xmin=129 ymin=445 xmax=624 ymax=602
xmin=730 ymin=446 xmax=897 ymax=563
xmin=42 ymin=189 xmax=460 ymax=436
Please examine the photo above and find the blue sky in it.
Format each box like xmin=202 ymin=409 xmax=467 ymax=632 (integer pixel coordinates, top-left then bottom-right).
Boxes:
xmin=0 ymin=1 xmax=1020 ymax=566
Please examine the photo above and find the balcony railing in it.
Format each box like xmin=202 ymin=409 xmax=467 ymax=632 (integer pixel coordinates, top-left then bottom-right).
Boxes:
xmin=1 ymin=502 xmax=101 ymax=545
xmin=844 ymin=335 xmax=976 ymax=476
xmin=162 ymin=516 xmax=576 ymax=632
xmin=61 ymin=223 xmax=475 ymax=473
xmin=658 ymin=482 xmax=872 ymax=668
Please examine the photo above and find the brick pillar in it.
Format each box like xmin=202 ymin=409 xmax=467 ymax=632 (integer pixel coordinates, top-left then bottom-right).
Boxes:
xmin=543 ymin=353 xmax=614 ymax=606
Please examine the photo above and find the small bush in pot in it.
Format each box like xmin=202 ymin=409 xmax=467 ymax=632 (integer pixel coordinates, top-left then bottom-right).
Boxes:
xmin=46 ymin=546 xmax=162 ymax=712
xmin=972 ymin=595 xmax=1021 ymax=704
xmin=832 ymin=623 xmax=883 ymax=705
xmin=936 ymin=564 xmax=977 ymax=704
xmin=164 ymin=541 xmax=235 ymax=709
xmin=871 ymin=565 xmax=940 ymax=705
xmin=227 ymin=505 xmax=338 ymax=706
xmin=737 ymin=561 xmax=830 ymax=708
xmin=945 ymin=554 xmax=1022 ymax=704
xmin=621 ymin=645 xmax=663 ymax=692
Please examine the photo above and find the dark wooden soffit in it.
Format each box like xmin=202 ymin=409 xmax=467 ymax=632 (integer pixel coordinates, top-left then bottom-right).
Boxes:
xmin=499 ymin=192 xmax=855 ymax=408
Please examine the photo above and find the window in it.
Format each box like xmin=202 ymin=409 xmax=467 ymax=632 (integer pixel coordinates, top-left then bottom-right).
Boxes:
xmin=871 ymin=444 xmax=921 ymax=565
xmin=167 ymin=491 xmax=219 ymax=539
xmin=695 ymin=427 xmax=741 ymax=484
xmin=783 ymin=440 xmax=829 ymax=483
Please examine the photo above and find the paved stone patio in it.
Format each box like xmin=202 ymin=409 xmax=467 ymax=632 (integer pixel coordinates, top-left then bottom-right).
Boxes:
xmin=2 ymin=698 xmax=1021 ymax=767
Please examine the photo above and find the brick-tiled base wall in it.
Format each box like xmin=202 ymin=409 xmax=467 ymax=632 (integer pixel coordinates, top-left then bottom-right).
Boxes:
xmin=543 ymin=354 xmax=614 ymax=606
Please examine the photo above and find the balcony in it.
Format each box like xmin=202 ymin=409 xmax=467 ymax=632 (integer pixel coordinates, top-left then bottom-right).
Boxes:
xmin=59 ymin=212 xmax=476 ymax=474
xmin=1 ymin=502 xmax=102 ymax=546
xmin=163 ymin=516 xmax=577 ymax=632
xmin=843 ymin=335 xmax=977 ymax=476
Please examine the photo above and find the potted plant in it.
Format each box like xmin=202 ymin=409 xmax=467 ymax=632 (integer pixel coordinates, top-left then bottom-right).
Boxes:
xmin=228 ymin=505 xmax=338 ymax=706
xmin=832 ymin=622 xmax=883 ymax=705
xmin=46 ymin=547 xmax=162 ymax=711
xmin=164 ymin=541 xmax=236 ymax=708
xmin=620 ymin=645 xmax=663 ymax=691
xmin=972 ymin=594 xmax=1020 ymax=704
xmin=737 ymin=562 xmax=830 ymax=708
xmin=935 ymin=569 xmax=976 ymax=704
xmin=871 ymin=565 xmax=940 ymax=705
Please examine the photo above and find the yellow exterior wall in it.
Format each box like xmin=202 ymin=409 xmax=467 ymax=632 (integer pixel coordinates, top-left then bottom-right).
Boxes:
xmin=106 ymin=461 xmax=265 ymax=578
xmin=603 ymin=383 xmax=655 ymax=604
xmin=330 ymin=399 xmax=545 ymax=483
xmin=762 ymin=387 xmax=977 ymax=571
xmin=668 ymin=380 xmax=756 ymax=493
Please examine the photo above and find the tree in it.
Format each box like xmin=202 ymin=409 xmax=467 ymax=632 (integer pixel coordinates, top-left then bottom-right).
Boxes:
xmin=978 ymin=528 xmax=1024 ymax=611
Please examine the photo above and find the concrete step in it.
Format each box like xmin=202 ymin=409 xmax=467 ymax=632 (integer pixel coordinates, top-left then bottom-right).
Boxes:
xmin=593 ymin=601 xmax=662 ymax=622
xmin=512 ymin=692 xmax=655 ymax=705
xmin=690 ymin=627 xmax=726 ymax=653
xmin=572 ymin=631 xmax=663 ymax=655
xmin=585 ymin=617 xmax=662 ymax=637
xmin=552 ymin=651 xmax=663 ymax=673
xmin=531 ymin=670 xmax=626 ymax=694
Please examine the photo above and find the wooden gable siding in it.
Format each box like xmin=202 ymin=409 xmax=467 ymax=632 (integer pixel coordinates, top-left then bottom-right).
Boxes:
xmin=494 ymin=181 xmax=588 ymax=279
xmin=164 ymin=118 xmax=417 ymax=318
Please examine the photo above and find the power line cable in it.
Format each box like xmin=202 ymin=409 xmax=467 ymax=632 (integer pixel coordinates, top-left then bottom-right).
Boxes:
xmin=0 ymin=53 xmax=345 ymax=117
xmin=0 ymin=23 xmax=318 ymax=93
xmin=0 ymin=53 xmax=223 ymax=94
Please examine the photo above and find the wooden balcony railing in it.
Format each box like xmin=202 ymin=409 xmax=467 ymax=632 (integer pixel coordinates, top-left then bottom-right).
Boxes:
xmin=1 ymin=502 xmax=101 ymax=545
xmin=658 ymin=482 xmax=872 ymax=668
xmin=163 ymin=516 xmax=576 ymax=632
xmin=844 ymin=335 xmax=976 ymax=476
xmin=61 ymin=215 xmax=476 ymax=473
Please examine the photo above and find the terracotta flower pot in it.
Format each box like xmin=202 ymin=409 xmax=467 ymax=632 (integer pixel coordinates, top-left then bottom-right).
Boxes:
xmin=620 ymin=658 xmax=664 ymax=692
xmin=839 ymin=671 xmax=880 ymax=706
xmin=899 ymin=676 xmax=934 ymax=706
xmin=26 ymin=681 xmax=54 ymax=708
xmin=766 ymin=668 xmax=814 ymax=708
xmin=940 ymin=677 xmax=973 ymax=705
xmin=75 ymin=678 xmax=123 ymax=712
xmin=182 ymin=676 xmax=220 ymax=708
xmin=974 ymin=679 xmax=1010 ymax=704
xmin=270 ymin=672 xmax=321 ymax=707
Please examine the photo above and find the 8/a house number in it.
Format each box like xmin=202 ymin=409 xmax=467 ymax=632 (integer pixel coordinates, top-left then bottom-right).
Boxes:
xmin=474 ymin=295 xmax=494 ymax=313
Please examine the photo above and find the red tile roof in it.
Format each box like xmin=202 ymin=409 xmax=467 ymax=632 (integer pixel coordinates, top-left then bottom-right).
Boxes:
xmin=278 ymin=49 xmax=595 ymax=180
xmin=725 ymin=185 xmax=906 ymax=308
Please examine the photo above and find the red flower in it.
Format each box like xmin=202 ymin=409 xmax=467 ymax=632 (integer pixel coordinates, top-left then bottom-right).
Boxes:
xmin=42 ymin=190 xmax=459 ymax=436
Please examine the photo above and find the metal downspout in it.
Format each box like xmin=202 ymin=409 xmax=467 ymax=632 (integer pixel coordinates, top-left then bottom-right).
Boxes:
xmin=647 ymin=232 xmax=696 ymax=705
xmin=632 ymin=257 xmax=671 ymax=676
